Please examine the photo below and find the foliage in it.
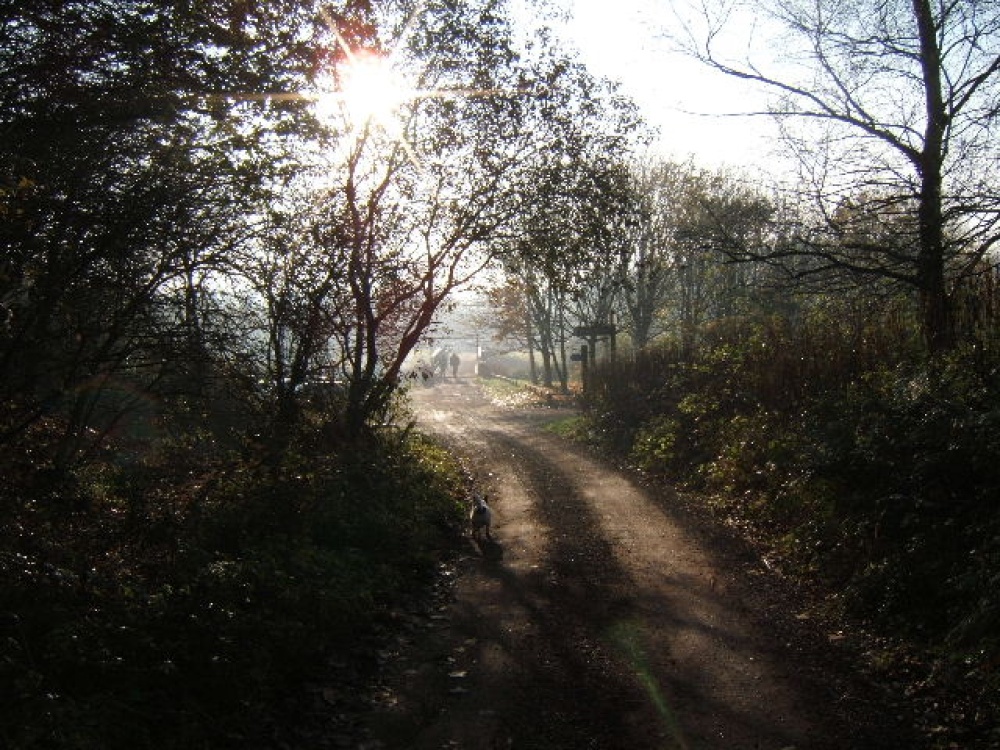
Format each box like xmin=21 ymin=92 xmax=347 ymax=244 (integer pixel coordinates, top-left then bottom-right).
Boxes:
xmin=584 ymin=299 xmax=1000 ymax=666
xmin=0 ymin=0 xmax=320 ymax=463
xmin=0 ymin=425 xmax=466 ymax=750
xmin=543 ymin=414 xmax=591 ymax=441
xmin=491 ymin=55 xmax=645 ymax=389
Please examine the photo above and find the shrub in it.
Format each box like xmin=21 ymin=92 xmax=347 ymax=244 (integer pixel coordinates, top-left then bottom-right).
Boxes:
xmin=0 ymin=425 xmax=467 ymax=749
xmin=584 ymin=310 xmax=1000 ymax=659
xmin=630 ymin=415 xmax=681 ymax=475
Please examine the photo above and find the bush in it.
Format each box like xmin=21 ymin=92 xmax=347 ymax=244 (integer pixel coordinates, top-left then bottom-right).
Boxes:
xmin=0 ymin=426 xmax=467 ymax=749
xmin=584 ymin=313 xmax=1000 ymax=659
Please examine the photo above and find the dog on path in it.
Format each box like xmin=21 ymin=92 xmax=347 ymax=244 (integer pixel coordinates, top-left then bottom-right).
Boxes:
xmin=469 ymin=494 xmax=492 ymax=541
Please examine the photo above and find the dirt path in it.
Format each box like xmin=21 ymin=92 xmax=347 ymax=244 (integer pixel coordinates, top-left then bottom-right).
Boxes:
xmin=362 ymin=379 xmax=913 ymax=750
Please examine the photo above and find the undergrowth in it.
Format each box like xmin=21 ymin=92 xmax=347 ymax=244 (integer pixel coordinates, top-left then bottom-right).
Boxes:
xmin=583 ymin=308 xmax=1000 ymax=745
xmin=0 ymin=423 xmax=467 ymax=749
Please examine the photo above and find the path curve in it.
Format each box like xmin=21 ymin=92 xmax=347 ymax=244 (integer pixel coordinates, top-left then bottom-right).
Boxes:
xmin=364 ymin=379 xmax=909 ymax=750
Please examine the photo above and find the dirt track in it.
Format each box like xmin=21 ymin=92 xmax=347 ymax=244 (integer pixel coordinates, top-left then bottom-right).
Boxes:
xmin=363 ymin=378 xmax=914 ymax=749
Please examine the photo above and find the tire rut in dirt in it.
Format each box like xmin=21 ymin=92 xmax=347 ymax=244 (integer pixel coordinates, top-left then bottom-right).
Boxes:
xmin=405 ymin=389 xmax=913 ymax=749
xmin=478 ymin=427 xmax=665 ymax=750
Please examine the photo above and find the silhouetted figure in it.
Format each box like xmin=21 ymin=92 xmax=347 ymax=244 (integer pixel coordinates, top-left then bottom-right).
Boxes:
xmin=431 ymin=348 xmax=450 ymax=377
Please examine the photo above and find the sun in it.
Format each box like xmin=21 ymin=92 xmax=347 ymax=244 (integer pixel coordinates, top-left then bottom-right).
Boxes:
xmin=339 ymin=52 xmax=409 ymax=128
xmin=314 ymin=49 xmax=413 ymax=135
xmin=313 ymin=51 xmax=411 ymax=135
xmin=308 ymin=4 xmax=533 ymax=167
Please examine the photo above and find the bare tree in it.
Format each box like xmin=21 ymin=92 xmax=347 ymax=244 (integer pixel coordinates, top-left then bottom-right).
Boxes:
xmin=680 ymin=0 xmax=1000 ymax=353
xmin=619 ymin=158 xmax=709 ymax=350
xmin=294 ymin=0 xmax=565 ymax=437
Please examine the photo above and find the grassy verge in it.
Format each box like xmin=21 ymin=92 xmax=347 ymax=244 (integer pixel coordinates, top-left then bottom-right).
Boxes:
xmin=478 ymin=375 xmax=577 ymax=409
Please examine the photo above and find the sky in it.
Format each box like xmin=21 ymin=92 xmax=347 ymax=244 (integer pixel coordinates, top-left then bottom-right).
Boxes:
xmin=524 ymin=0 xmax=785 ymax=175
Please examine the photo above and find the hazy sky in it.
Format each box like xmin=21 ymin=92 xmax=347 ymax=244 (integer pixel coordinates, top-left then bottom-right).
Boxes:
xmin=538 ymin=0 xmax=784 ymax=174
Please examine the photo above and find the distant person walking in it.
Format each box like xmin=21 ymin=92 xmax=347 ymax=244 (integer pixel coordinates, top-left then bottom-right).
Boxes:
xmin=450 ymin=352 xmax=460 ymax=378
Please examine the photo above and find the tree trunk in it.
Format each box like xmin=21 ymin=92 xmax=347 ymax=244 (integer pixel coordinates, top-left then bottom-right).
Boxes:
xmin=557 ymin=305 xmax=568 ymax=393
xmin=526 ymin=290 xmax=538 ymax=383
xmin=913 ymin=0 xmax=954 ymax=354
xmin=540 ymin=347 xmax=553 ymax=388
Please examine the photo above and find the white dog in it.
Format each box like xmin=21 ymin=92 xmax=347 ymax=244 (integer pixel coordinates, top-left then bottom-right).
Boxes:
xmin=469 ymin=494 xmax=492 ymax=541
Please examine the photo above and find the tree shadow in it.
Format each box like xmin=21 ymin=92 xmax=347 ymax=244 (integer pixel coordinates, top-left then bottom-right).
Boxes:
xmin=459 ymin=418 xmax=909 ymax=750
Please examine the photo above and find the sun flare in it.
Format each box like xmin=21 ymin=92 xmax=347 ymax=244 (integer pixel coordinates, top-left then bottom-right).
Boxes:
xmin=307 ymin=4 xmax=532 ymax=169
xmin=340 ymin=52 xmax=408 ymax=127
xmin=313 ymin=51 xmax=411 ymax=135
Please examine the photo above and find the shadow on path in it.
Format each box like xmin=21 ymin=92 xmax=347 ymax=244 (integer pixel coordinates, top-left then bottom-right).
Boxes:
xmin=369 ymin=386 xmax=911 ymax=750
